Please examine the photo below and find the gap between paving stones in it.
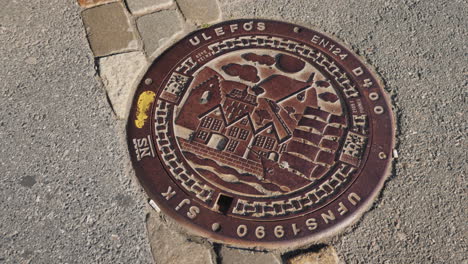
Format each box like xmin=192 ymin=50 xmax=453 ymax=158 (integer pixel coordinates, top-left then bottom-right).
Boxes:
xmin=126 ymin=0 xmax=176 ymax=17
xmin=146 ymin=203 xmax=339 ymax=264
xmin=81 ymin=2 xmax=140 ymax=57
xmin=136 ymin=9 xmax=184 ymax=57
xmin=80 ymin=0 xmax=222 ymax=120
xmin=146 ymin=194 xmax=341 ymax=263
xmin=146 ymin=206 xmax=216 ymax=264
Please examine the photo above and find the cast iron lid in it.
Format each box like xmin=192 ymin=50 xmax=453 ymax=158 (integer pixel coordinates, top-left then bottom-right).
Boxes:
xmin=127 ymin=19 xmax=395 ymax=249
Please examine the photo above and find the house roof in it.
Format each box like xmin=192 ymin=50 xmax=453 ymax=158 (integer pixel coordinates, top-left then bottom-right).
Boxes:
xmin=197 ymin=105 xmax=228 ymax=125
xmin=225 ymin=113 xmax=256 ymax=132
xmin=256 ymin=74 xmax=312 ymax=102
xmin=226 ymin=89 xmax=257 ymax=105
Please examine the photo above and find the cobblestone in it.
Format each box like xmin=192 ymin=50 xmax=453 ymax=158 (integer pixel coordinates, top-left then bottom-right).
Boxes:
xmin=125 ymin=0 xmax=173 ymax=14
xmin=77 ymin=0 xmax=117 ymax=8
xmin=136 ymin=10 xmax=182 ymax=56
xmin=98 ymin=51 xmax=147 ymax=119
xmin=286 ymin=246 xmax=339 ymax=264
xmin=176 ymin=0 xmax=220 ymax=25
xmin=219 ymin=247 xmax=281 ymax=264
xmin=146 ymin=209 xmax=214 ymax=264
xmin=81 ymin=2 xmax=139 ymax=56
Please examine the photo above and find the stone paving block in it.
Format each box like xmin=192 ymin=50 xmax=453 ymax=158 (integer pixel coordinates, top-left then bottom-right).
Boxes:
xmin=98 ymin=51 xmax=147 ymax=119
xmin=77 ymin=0 xmax=118 ymax=8
xmin=219 ymin=247 xmax=281 ymax=264
xmin=146 ymin=210 xmax=213 ymax=264
xmin=81 ymin=2 xmax=139 ymax=57
xmin=136 ymin=10 xmax=182 ymax=56
xmin=286 ymin=246 xmax=339 ymax=264
xmin=176 ymin=0 xmax=220 ymax=25
xmin=126 ymin=0 xmax=173 ymax=14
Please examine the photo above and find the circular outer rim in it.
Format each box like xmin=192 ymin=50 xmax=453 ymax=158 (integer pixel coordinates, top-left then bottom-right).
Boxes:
xmin=126 ymin=19 xmax=395 ymax=250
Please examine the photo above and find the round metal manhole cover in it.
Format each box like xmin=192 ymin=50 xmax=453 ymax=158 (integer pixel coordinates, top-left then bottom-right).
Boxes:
xmin=127 ymin=19 xmax=395 ymax=249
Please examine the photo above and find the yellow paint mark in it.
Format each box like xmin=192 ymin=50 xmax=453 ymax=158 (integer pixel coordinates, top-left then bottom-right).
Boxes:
xmin=135 ymin=91 xmax=156 ymax=128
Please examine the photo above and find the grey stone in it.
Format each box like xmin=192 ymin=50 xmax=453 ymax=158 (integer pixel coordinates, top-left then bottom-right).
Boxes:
xmin=126 ymin=0 xmax=173 ymax=14
xmin=176 ymin=0 xmax=220 ymax=25
xmin=219 ymin=247 xmax=281 ymax=264
xmin=98 ymin=51 xmax=147 ymax=119
xmin=286 ymin=246 xmax=339 ymax=264
xmin=19 ymin=176 xmax=37 ymax=188
xmin=81 ymin=2 xmax=139 ymax=57
xmin=146 ymin=210 xmax=214 ymax=264
xmin=136 ymin=10 xmax=182 ymax=56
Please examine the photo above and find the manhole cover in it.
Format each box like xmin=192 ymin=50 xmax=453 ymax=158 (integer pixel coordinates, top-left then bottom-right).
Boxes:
xmin=127 ymin=19 xmax=394 ymax=249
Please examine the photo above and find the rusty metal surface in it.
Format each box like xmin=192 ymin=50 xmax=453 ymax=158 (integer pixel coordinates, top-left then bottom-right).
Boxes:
xmin=127 ymin=19 xmax=395 ymax=249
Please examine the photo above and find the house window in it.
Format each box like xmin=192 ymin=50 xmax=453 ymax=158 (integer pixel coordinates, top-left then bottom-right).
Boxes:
xmin=201 ymin=117 xmax=213 ymax=128
xmin=231 ymin=89 xmax=242 ymax=97
xmin=229 ymin=127 xmax=239 ymax=137
xmin=279 ymin=143 xmax=287 ymax=153
xmin=264 ymin=137 xmax=275 ymax=150
xmin=239 ymin=129 xmax=249 ymax=140
xmin=240 ymin=118 xmax=248 ymax=125
xmin=211 ymin=119 xmax=223 ymax=131
xmin=197 ymin=130 xmax=208 ymax=141
xmin=254 ymin=135 xmax=266 ymax=148
xmin=199 ymin=91 xmax=211 ymax=104
xmin=226 ymin=140 xmax=238 ymax=152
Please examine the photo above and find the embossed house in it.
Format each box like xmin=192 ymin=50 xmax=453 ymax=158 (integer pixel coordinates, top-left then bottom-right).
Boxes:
xmin=224 ymin=115 xmax=255 ymax=157
xmin=247 ymin=124 xmax=282 ymax=163
xmin=175 ymin=67 xmax=224 ymax=133
xmin=193 ymin=107 xmax=226 ymax=146
xmin=193 ymin=107 xmax=255 ymax=156
xmin=222 ymin=87 xmax=257 ymax=124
